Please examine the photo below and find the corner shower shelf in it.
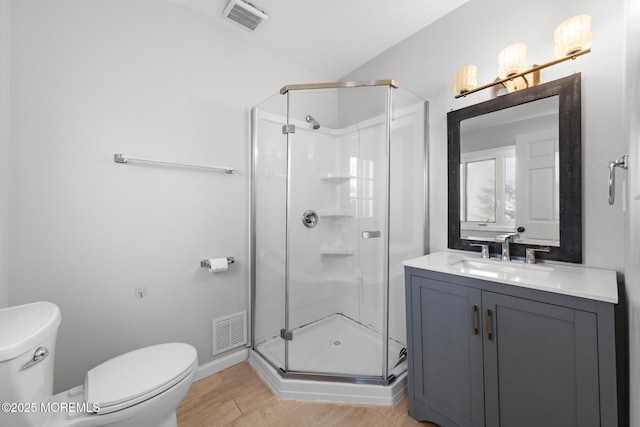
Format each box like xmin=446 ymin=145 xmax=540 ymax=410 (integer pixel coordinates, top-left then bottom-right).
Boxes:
xmin=319 ymin=174 xmax=351 ymax=185
xmin=319 ymin=246 xmax=355 ymax=256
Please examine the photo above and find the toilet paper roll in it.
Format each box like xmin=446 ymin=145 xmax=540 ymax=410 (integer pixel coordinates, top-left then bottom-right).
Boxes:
xmin=208 ymin=258 xmax=228 ymax=273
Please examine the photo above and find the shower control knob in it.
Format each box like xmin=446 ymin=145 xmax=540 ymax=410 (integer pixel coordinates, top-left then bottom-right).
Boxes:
xmin=302 ymin=210 xmax=318 ymax=228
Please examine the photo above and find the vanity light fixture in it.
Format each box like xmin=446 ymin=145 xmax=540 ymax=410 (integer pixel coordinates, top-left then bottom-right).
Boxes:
xmin=498 ymin=43 xmax=528 ymax=78
xmin=496 ymin=43 xmax=540 ymax=94
xmin=554 ymin=15 xmax=592 ymax=58
xmin=454 ymin=14 xmax=591 ymax=98
xmin=498 ymin=65 xmax=541 ymax=94
xmin=454 ymin=65 xmax=478 ymax=96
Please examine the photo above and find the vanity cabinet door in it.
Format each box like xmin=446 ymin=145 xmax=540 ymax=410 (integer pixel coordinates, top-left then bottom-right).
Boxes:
xmin=407 ymin=276 xmax=485 ymax=427
xmin=482 ymin=292 xmax=600 ymax=427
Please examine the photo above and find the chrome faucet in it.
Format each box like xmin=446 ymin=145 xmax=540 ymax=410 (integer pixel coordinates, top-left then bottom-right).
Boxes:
xmin=495 ymin=233 xmax=518 ymax=261
xmin=525 ymin=247 xmax=551 ymax=264
xmin=470 ymin=243 xmax=490 ymax=259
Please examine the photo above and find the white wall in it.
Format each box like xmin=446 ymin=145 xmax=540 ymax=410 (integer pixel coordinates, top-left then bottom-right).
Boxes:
xmin=9 ymin=0 xmax=330 ymax=392
xmin=343 ymin=0 xmax=626 ymax=271
xmin=0 ymin=0 xmax=9 ymax=309
xmin=623 ymin=0 xmax=640 ymax=423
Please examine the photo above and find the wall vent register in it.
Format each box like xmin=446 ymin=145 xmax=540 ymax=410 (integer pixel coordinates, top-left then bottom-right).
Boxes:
xmin=212 ymin=311 xmax=247 ymax=355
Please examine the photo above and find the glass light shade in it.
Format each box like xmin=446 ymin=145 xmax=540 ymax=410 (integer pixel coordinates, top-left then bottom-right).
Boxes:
xmin=454 ymin=65 xmax=478 ymax=95
xmin=498 ymin=43 xmax=528 ymax=78
xmin=554 ymin=15 xmax=592 ymax=58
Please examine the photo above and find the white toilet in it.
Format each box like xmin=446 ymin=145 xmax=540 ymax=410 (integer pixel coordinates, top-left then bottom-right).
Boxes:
xmin=0 ymin=301 xmax=198 ymax=427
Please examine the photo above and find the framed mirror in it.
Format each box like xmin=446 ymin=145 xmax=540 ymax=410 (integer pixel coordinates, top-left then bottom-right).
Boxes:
xmin=448 ymin=73 xmax=581 ymax=263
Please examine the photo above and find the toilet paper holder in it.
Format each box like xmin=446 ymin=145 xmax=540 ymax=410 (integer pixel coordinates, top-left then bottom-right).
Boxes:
xmin=200 ymin=257 xmax=235 ymax=269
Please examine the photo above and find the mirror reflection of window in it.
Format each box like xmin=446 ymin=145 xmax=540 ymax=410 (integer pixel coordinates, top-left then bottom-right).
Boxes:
xmin=465 ymin=159 xmax=495 ymax=222
xmin=504 ymin=156 xmax=516 ymax=222
xmin=460 ymin=146 xmax=516 ymax=235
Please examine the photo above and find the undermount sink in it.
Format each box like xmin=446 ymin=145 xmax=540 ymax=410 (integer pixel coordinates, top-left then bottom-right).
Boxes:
xmin=448 ymin=258 xmax=553 ymax=282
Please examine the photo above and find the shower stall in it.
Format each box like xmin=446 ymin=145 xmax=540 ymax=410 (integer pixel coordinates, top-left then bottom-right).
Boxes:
xmin=250 ymin=80 xmax=427 ymax=404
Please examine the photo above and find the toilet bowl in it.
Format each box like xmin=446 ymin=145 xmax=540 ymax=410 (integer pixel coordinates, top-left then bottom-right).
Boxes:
xmin=0 ymin=301 xmax=198 ymax=427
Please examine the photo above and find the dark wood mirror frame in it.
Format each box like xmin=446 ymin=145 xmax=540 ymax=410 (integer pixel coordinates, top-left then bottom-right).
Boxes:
xmin=447 ymin=73 xmax=582 ymax=263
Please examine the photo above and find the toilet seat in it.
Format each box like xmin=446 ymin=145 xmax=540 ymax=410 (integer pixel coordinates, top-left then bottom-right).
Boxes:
xmin=84 ymin=343 xmax=197 ymax=415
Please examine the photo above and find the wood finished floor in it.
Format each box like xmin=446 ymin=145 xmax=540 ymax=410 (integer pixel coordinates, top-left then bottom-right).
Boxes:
xmin=176 ymin=362 xmax=438 ymax=427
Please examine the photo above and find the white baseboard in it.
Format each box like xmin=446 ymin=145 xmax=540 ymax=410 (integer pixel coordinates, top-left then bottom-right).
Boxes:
xmin=194 ymin=347 xmax=249 ymax=382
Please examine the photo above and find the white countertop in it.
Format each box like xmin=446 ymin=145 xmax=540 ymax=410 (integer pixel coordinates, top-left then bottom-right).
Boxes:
xmin=403 ymin=251 xmax=618 ymax=304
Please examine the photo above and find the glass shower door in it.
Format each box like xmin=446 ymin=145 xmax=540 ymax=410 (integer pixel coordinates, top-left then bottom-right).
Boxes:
xmin=283 ymin=86 xmax=391 ymax=380
xmin=251 ymin=93 xmax=287 ymax=374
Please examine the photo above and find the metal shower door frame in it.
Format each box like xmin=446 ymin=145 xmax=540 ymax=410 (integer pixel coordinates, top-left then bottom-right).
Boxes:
xmin=284 ymin=80 xmax=393 ymax=384
xmin=250 ymin=79 xmax=424 ymax=386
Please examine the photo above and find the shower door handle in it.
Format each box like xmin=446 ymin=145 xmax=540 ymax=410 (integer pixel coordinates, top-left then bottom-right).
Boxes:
xmin=361 ymin=231 xmax=381 ymax=239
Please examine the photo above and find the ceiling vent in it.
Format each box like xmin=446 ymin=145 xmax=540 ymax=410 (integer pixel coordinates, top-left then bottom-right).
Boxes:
xmin=223 ymin=0 xmax=268 ymax=31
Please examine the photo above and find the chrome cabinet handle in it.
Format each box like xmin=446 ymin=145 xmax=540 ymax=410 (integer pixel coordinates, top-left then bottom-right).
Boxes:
xmin=486 ymin=309 xmax=493 ymax=341
xmin=21 ymin=347 xmax=49 ymax=370
xmin=471 ymin=305 xmax=479 ymax=336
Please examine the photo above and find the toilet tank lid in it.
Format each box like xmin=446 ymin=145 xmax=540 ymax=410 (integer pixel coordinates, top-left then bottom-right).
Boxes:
xmin=0 ymin=301 xmax=61 ymax=361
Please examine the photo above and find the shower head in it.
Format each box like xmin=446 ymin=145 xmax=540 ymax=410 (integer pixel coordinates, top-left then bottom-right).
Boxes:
xmin=305 ymin=115 xmax=320 ymax=130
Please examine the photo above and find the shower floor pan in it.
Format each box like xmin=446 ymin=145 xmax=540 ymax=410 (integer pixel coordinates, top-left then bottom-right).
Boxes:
xmin=249 ymin=314 xmax=408 ymax=405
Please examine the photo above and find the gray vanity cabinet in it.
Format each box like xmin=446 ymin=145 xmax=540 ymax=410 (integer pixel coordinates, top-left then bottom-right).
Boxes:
xmin=408 ymin=275 xmax=484 ymax=426
xmin=405 ymin=267 xmax=618 ymax=427
xmin=482 ymin=292 xmax=600 ymax=427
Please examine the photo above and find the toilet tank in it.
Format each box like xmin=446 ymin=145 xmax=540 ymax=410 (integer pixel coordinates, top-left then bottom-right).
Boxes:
xmin=0 ymin=301 xmax=61 ymax=427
